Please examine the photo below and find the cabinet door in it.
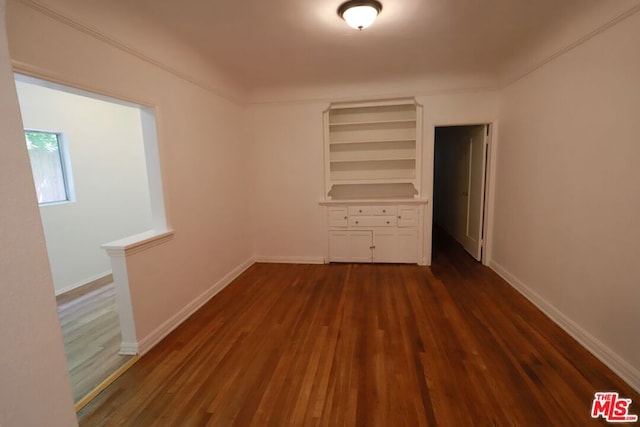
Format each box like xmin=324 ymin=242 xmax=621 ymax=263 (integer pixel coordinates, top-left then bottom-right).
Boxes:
xmin=397 ymin=206 xmax=419 ymax=227
xmin=328 ymin=207 xmax=348 ymax=227
xmin=395 ymin=230 xmax=418 ymax=263
xmin=372 ymin=230 xmax=396 ymax=263
xmin=329 ymin=230 xmax=372 ymax=263
xmin=373 ymin=230 xmax=418 ymax=263
xmin=329 ymin=231 xmax=351 ymax=262
xmin=349 ymin=231 xmax=374 ymax=262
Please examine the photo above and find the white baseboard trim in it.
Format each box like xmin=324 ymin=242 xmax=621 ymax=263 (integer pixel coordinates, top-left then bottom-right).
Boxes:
xmin=137 ymin=256 xmax=255 ymax=355
xmin=490 ymin=260 xmax=640 ymax=393
xmin=54 ymin=270 xmax=113 ymax=296
xmin=254 ymin=256 xmax=326 ymax=264
xmin=119 ymin=341 xmax=139 ymax=355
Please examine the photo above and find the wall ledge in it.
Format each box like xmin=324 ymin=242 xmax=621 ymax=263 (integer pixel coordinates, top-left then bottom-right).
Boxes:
xmin=102 ymin=229 xmax=174 ymax=257
xmin=319 ymin=198 xmax=429 ymax=206
xmin=490 ymin=260 xmax=640 ymax=393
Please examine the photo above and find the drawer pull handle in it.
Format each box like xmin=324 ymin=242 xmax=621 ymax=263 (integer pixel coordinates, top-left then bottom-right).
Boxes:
xmin=359 ymin=209 xmax=362 ymax=213
xmin=344 ymin=216 xmax=347 ymax=219
xmin=398 ymin=216 xmax=402 ymax=219
xmin=355 ymin=221 xmax=359 ymax=224
xmin=386 ymin=221 xmax=390 ymax=224
xmin=383 ymin=209 xmax=386 ymax=213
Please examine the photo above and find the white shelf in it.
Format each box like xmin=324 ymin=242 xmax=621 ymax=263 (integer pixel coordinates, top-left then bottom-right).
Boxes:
xmin=319 ymin=198 xmax=429 ymax=206
xmin=329 ymin=178 xmax=417 ymax=185
xmin=330 ymin=157 xmax=416 ymax=163
xmin=328 ymin=99 xmax=417 ymax=110
xmin=328 ymin=138 xmax=416 ymax=146
xmin=328 ymin=119 xmax=416 ymax=127
xmin=330 ymin=141 xmax=415 ymax=162
xmin=323 ymin=98 xmax=422 ymax=200
xmin=328 ymin=103 xmax=417 ymax=123
xmin=330 ymin=125 xmax=415 ymax=144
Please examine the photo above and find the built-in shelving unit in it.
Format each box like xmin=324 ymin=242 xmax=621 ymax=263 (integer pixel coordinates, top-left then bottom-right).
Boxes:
xmin=323 ymin=99 xmax=422 ymax=199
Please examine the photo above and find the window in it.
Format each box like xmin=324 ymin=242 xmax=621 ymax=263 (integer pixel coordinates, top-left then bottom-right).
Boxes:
xmin=25 ymin=130 xmax=73 ymax=205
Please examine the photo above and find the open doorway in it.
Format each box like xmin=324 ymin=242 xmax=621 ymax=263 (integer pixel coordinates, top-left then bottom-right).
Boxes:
xmin=14 ymin=74 xmax=157 ymax=405
xmin=433 ymin=124 xmax=491 ymax=263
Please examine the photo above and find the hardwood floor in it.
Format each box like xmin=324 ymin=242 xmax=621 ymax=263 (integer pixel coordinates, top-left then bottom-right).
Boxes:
xmin=58 ymin=282 xmax=132 ymax=402
xmin=78 ymin=235 xmax=639 ymax=426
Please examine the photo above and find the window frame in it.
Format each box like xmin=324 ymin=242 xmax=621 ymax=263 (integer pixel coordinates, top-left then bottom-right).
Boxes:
xmin=24 ymin=129 xmax=75 ymax=206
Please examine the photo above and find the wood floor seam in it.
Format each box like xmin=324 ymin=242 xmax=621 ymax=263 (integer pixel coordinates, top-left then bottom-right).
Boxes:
xmin=78 ymin=233 xmax=639 ymax=426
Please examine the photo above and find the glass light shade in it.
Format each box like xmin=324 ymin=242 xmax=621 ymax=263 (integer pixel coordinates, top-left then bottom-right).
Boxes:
xmin=342 ymin=5 xmax=379 ymax=29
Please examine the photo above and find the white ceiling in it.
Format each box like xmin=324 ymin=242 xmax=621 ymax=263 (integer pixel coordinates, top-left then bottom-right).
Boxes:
xmin=115 ymin=0 xmax=601 ymax=90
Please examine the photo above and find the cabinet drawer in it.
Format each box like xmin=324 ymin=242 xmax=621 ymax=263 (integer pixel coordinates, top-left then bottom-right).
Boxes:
xmin=348 ymin=206 xmax=373 ymax=216
xmin=328 ymin=207 xmax=348 ymax=227
xmin=397 ymin=207 xmax=418 ymax=227
xmin=348 ymin=206 xmax=396 ymax=216
xmin=370 ymin=206 xmax=396 ymax=216
xmin=349 ymin=216 xmax=395 ymax=227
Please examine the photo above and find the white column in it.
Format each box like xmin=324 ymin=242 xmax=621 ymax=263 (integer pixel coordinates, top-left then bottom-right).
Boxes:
xmin=102 ymin=229 xmax=174 ymax=355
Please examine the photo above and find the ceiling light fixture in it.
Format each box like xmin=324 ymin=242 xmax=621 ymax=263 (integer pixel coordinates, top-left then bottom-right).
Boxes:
xmin=338 ymin=0 xmax=383 ymax=30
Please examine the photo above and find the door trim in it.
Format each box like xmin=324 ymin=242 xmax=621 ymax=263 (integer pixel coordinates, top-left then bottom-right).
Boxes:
xmin=429 ymin=121 xmax=497 ymax=266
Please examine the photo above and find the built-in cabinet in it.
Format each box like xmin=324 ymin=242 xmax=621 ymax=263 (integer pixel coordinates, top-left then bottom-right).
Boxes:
xmin=321 ymin=98 xmax=427 ymax=265
xmin=325 ymin=203 xmax=424 ymax=264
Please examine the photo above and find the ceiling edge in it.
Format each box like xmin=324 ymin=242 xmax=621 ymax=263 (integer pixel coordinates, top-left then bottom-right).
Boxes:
xmin=13 ymin=0 xmax=248 ymax=105
xmin=246 ymin=74 xmax=500 ymax=106
xmin=498 ymin=2 xmax=640 ymax=89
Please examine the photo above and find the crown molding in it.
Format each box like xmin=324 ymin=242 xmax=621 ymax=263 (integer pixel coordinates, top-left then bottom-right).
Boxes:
xmin=14 ymin=0 xmax=247 ymax=105
xmin=500 ymin=3 xmax=640 ymax=88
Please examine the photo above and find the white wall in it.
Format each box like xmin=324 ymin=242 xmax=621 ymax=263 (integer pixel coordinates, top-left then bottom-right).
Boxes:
xmin=248 ymin=91 xmax=499 ymax=263
xmin=16 ymin=79 xmax=153 ymax=294
xmin=493 ymin=9 xmax=640 ymax=389
xmin=5 ymin=0 xmax=253 ymax=389
xmin=248 ymin=101 xmax=327 ymax=262
xmin=0 ymin=1 xmax=78 ymax=424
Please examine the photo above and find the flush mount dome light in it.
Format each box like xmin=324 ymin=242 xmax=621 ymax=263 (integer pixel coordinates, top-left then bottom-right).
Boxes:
xmin=338 ymin=0 xmax=383 ymax=30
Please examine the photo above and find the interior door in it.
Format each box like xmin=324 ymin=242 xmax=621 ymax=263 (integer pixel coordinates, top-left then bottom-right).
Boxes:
xmin=460 ymin=125 xmax=488 ymax=260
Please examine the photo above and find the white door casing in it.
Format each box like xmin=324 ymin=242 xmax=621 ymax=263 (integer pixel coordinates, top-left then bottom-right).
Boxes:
xmin=433 ymin=125 xmax=489 ymax=261
xmin=461 ymin=125 xmax=488 ymax=260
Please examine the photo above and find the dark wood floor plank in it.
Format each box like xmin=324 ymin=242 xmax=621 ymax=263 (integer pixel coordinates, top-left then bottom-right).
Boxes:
xmin=78 ymin=233 xmax=639 ymax=426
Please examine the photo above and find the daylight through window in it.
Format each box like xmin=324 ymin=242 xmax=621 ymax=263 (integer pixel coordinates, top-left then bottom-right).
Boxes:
xmin=25 ymin=130 xmax=72 ymax=204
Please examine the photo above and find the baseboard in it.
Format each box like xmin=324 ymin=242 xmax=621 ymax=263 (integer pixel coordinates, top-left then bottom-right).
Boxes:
xmin=254 ymin=256 xmax=326 ymax=264
xmin=55 ymin=272 xmax=113 ymax=305
xmin=119 ymin=341 xmax=139 ymax=355
xmin=74 ymin=355 xmax=140 ymax=412
xmin=490 ymin=260 xmax=640 ymax=393
xmin=137 ymin=257 xmax=255 ymax=355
